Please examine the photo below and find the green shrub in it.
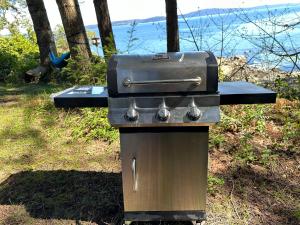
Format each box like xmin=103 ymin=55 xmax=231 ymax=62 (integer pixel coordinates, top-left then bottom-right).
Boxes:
xmin=208 ymin=175 xmax=225 ymax=194
xmin=243 ymin=105 xmax=266 ymax=133
xmin=259 ymin=148 xmax=278 ymax=166
xmin=220 ymin=104 xmax=267 ymax=133
xmin=0 ymin=34 xmax=39 ymax=83
xmin=275 ymin=77 xmax=300 ymax=100
xmin=293 ymin=209 xmax=300 ymax=220
xmin=219 ymin=111 xmax=243 ymax=132
xmin=59 ymin=54 xmax=107 ymax=85
xmin=235 ymin=132 xmax=256 ymax=164
xmin=209 ymin=132 xmax=225 ymax=149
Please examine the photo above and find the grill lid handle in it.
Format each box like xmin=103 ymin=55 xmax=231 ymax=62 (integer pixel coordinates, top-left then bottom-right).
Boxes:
xmin=123 ymin=77 xmax=202 ymax=87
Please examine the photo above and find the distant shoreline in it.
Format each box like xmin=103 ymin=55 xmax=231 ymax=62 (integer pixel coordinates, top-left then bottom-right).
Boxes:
xmin=86 ymin=3 xmax=298 ymax=28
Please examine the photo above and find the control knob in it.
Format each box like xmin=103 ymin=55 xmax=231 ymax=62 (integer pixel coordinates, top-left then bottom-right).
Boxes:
xmin=125 ymin=104 xmax=138 ymax=121
xmin=157 ymin=108 xmax=170 ymax=121
xmin=157 ymin=101 xmax=170 ymax=121
xmin=187 ymin=101 xmax=202 ymax=121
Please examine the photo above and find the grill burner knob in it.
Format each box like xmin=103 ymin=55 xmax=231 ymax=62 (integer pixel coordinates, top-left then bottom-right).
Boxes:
xmin=157 ymin=108 xmax=170 ymax=121
xmin=187 ymin=101 xmax=202 ymax=121
xmin=157 ymin=101 xmax=170 ymax=121
xmin=125 ymin=106 xmax=138 ymax=121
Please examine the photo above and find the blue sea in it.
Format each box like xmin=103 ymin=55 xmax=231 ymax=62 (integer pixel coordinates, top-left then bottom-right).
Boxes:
xmin=87 ymin=4 xmax=300 ymax=71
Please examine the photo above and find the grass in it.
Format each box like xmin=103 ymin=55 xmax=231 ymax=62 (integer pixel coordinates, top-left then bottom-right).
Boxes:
xmin=0 ymin=84 xmax=118 ymax=175
xmin=0 ymin=83 xmax=299 ymax=225
xmin=0 ymin=83 xmax=120 ymax=224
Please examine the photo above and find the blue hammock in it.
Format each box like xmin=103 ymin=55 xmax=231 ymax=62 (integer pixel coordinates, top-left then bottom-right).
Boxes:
xmin=49 ymin=51 xmax=70 ymax=69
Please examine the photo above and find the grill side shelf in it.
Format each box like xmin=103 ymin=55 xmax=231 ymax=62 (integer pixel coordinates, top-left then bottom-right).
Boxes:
xmin=219 ymin=81 xmax=277 ymax=105
xmin=52 ymin=86 xmax=108 ymax=108
xmin=52 ymin=81 xmax=277 ymax=108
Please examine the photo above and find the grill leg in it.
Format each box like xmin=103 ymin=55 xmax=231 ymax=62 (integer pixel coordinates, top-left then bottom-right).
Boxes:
xmin=192 ymin=220 xmax=206 ymax=225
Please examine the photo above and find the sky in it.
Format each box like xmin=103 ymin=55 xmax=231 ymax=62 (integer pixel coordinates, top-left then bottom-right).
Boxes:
xmin=42 ymin=0 xmax=300 ymax=29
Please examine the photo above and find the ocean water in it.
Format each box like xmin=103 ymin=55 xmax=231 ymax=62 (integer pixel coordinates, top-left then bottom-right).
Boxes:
xmin=87 ymin=4 xmax=300 ymax=71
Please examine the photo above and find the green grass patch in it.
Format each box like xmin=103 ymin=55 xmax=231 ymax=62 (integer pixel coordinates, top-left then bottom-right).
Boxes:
xmin=0 ymin=83 xmax=118 ymax=181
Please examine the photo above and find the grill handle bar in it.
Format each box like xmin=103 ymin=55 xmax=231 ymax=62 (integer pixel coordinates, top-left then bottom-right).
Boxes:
xmin=123 ymin=77 xmax=202 ymax=87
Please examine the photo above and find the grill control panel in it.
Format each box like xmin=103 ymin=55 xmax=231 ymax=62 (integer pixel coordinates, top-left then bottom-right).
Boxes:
xmin=108 ymin=95 xmax=220 ymax=127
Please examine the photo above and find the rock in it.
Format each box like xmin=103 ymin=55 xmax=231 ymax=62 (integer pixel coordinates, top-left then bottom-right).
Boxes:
xmin=25 ymin=65 xmax=48 ymax=83
xmin=218 ymin=56 xmax=299 ymax=86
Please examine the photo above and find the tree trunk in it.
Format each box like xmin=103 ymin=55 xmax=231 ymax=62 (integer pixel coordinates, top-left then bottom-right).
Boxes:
xmin=56 ymin=0 xmax=92 ymax=59
xmin=93 ymin=0 xmax=116 ymax=59
xmin=26 ymin=0 xmax=57 ymax=67
xmin=165 ymin=0 xmax=180 ymax=52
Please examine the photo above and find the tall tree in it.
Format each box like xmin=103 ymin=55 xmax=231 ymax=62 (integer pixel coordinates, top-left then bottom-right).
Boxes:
xmin=93 ymin=0 xmax=116 ymax=59
xmin=26 ymin=0 xmax=56 ymax=68
xmin=56 ymin=0 xmax=92 ymax=59
xmin=165 ymin=0 xmax=179 ymax=52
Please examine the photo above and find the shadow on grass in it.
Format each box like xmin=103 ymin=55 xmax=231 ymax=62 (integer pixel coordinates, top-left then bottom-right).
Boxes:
xmin=0 ymin=83 xmax=64 ymax=97
xmin=217 ymin=165 xmax=300 ymax=225
xmin=0 ymin=170 xmax=123 ymax=224
xmin=0 ymin=171 xmax=195 ymax=225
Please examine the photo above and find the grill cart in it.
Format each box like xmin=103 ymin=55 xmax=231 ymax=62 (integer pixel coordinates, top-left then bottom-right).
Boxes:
xmin=52 ymin=52 xmax=276 ymax=225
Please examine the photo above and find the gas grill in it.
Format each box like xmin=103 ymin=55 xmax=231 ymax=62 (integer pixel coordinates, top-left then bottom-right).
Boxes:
xmin=52 ymin=52 xmax=276 ymax=225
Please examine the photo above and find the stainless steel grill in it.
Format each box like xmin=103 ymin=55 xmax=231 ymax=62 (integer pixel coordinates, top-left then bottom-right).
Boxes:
xmin=52 ymin=51 xmax=276 ymax=225
xmin=107 ymin=52 xmax=219 ymax=129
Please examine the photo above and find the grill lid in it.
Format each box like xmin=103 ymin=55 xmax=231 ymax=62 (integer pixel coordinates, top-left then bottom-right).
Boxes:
xmin=107 ymin=51 xmax=218 ymax=96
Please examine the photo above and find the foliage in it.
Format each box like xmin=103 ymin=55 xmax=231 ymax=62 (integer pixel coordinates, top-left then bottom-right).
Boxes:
xmin=220 ymin=104 xmax=266 ymax=133
xmin=53 ymin=25 xmax=106 ymax=85
xmin=9 ymin=84 xmax=118 ymax=143
xmin=54 ymin=25 xmax=96 ymax=55
xmin=259 ymin=148 xmax=278 ymax=166
xmin=274 ymin=76 xmax=300 ymax=100
xmin=209 ymin=132 xmax=225 ymax=149
xmin=235 ymin=132 xmax=257 ymax=164
xmin=58 ymin=54 xmax=107 ymax=85
xmin=218 ymin=66 xmax=227 ymax=81
xmin=65 ymin=108 xmax=118 ymax=143
xmin=293 ymin=209 xmax=300 ymax=220
xmin=0 ymin=33 xmax=39 ymax=83
xmin=222 ymin=106 xmax=267 ymax=164
xmin=0 ymin=0 xmax=28 ymax=34
xmin=53 ymin=24 xmax=69 ymax=54
xmin=215 ymin=98 xmax=299 ymax=168
xmin=208 ymin=175 xmax=225 ymax=194
xmin=102 ymin=33 xmax=117 ymax=59
xmin=124 ymin=20 xmax=139 ymax=54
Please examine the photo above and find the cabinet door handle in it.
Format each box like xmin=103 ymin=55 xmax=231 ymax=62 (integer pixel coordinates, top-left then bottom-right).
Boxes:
xmin=131 ymin=157 xmax=137 ymax=191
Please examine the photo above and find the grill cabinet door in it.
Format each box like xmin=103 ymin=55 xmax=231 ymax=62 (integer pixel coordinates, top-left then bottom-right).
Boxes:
xmin=120 ymin=128 xmax=208 ymax=212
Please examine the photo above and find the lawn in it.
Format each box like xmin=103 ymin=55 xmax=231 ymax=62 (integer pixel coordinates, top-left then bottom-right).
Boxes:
xmin=0 ymin=83 xmax=299 ymax=225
